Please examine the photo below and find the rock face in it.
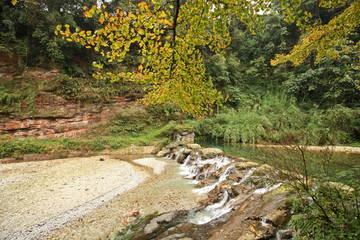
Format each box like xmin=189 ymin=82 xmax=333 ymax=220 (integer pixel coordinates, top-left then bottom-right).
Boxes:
xmin=117 ymin=143 xmax=295 ymax=240
xmin=0 ymin=93 xmax=131 ymax=138
xmin=173 ymin=130 xmax=195 ymax=143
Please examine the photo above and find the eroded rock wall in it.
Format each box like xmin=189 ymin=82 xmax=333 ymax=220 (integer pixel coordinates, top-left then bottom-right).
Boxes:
xmin=0 ymin=93 xmax=130 ymax=138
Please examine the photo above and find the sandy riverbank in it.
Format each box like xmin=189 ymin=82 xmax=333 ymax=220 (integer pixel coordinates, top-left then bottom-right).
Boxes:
xmin=0 ymin=155 xmax=204 ymax=240
xmin=0 ymin=155 xmax=148 ymax=239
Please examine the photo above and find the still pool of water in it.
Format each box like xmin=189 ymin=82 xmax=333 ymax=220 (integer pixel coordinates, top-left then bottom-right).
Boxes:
xmin=199 ymin=142 xmax=360 ymax=187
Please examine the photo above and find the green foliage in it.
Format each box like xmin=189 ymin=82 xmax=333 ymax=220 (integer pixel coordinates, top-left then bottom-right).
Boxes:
xmin=22 ymin=83 xmax=37 ymax=113
xmin=193 ymin=92 xmax=359 ymax=145
xmin=0 ymin=135 xmax=48 ymax=157
xmin=55 ymin=0 xmax=274 ymax=117
xmin=2 ymin=0 xmax=100 ymax=72
xmin=55 ymin=74 xmax=82 ymax=98
xmin=289 ymin=183 xmax=360 ymax=239
xmin=254 ymin=143 xmax=360 ymax=239
xmin=0 ymin=85 xmax=19 ymax=112
xmin=272 ymin=0 xmax=360 ymax=68
xmin=0 ymin=81 xmax=38 ymax=114
xmin=145 ymin=104 xmax=182 ymax=122
xmin=283 ymin=50 xmax=360 ymax=108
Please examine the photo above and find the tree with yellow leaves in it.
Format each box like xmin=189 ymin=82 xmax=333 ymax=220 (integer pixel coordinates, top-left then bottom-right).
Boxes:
xmin=271 ymin=0 xmax=360 ymax=68
xmin=11 ymin=0 xmax=357 ymax=116
xmin=54 ymin=0 xmax=272 ymax=117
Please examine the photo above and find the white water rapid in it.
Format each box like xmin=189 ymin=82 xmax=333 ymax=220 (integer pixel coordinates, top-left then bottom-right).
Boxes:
xmin=176 ymin=152 xmax=284 ymax=225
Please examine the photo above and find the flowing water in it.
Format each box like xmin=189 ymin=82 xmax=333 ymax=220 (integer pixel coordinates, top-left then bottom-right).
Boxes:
xmin=174 ymin=151 xmax=283 ymax=225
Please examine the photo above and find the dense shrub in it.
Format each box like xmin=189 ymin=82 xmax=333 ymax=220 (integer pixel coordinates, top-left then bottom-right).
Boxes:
xmin=193 ymin=92 xmax=359 ymax=145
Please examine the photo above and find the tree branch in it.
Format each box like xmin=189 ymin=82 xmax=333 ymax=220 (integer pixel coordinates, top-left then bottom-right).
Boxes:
xmin=170 ymin=0 xmax=180 ymax=76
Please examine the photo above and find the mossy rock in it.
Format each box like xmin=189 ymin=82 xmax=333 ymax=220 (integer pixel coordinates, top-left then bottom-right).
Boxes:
xmin=235 ymin=162 xmax=260 ymax=170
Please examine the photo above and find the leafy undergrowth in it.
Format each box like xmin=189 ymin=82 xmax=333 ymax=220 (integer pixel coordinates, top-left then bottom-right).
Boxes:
xmin=0 ymin=104 xmax=189 ymax=158
xmin=188 ymin=92 xmax=360 ymax=146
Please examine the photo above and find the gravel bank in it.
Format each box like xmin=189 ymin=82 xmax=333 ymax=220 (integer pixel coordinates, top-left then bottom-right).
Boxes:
xmin=41 ymin=159 xmax=205 ymax=240
xmin=0 ymin=156 xmax=205 ymax=240
xmin=0 ymin=156 xmax=148 ymax=239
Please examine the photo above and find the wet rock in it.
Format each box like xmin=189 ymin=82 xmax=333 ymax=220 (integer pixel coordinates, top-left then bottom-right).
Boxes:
xmin=265 ymin=208 xmax=291 ymax=226
xmin=255 ymin=164 xmax=274 ymax=176
xmin=116 ymin=211 xmax=188 ymax=240
xmin=276 ymin=228 xmax=295 ymax=239
xmin=156 ymin=149 xmax=171 ymax=158
xmin=167 ymin=142 xmax=180 ymax=150
xmin=152 ymin=145 xmax=164 ymax=155
xmin=144 ymin=212 xmax=177 ymax=234
xmin=200 ymin=148 xmax=223 ymax=158
xmin=231 ymin=184 xmax=248 ymax=197
xmin=176 ymin=154 xmax=186 ymax=164
xmin=160 ymin=233 xmax=186 ymax=240
xmin=183 ymin=149 xmax=192 ymax=155
xmin=196 ymin=175 xmax=217 ymax=188
xmin=235 ymin=162 xmax=260 ymax=170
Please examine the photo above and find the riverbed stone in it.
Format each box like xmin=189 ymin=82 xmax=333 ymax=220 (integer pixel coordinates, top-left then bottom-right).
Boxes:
xmin=186 ymin=144 xmax=201 ymax=150
xmin=173 ymin=131 xmax=195 ymax=143
xmin=265 ymin=208 xmax=291 ymax=226
xmin=176 ymin=154 xmax=186 ymax=164
xmin=235 ymin=162 xmax=260 ymax=170
xmin=144 ymin=212 xmax=177 ymax=234
xmin=200 ymin=148 xmax=223 ymax=158
xmin=183 ymin=149 xmax=192 ymax=155
xmin=156 ymin=149 xmax=171 ymax=158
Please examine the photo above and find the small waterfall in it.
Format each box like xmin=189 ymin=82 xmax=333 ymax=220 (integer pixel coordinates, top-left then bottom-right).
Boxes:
xmin=254 ymin=183 xmax=282 ymax=194
xmin=233 ymin=167 xmax=257 ymax=185
xmin=179 ymin=155 xmax=232 ymax=181
xmin=169 ymin=147 xmax=285 ymax=228
xmin=193 ymin=165 xmax=233 ymax=194
xmin=276 ymin=228 xmax=294 ymax=240
xmin=261 ymin=217 xmax=271 ymax=226
xmin=179 ymin=156 xmax=201 ymax=179
xmin=188 ymin=191 xmax=231 ymax=224
xmin=174 ymin=148 xmax=185 ymax=162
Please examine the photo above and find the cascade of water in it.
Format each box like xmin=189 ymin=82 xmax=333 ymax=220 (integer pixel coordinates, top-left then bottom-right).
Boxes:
xmin=233 ymin=167 xmax=257 ymax=185
xmin=276 ymin=228 xmax=294 ymax=240
xmin=172 ymin=149 xmax=285 ymax=228
xmin=192 ymin=165 xmax=233 ymax=194
xmin=179 ymin=156 xmax=201 ymax=179
xmin=261 ymin=217 xmax=271 ymax=226
xmin=174 ymin=148 xmax=185 ymax=162
xmin=178 ymin=154 xmax=232 ymax=181
xmin=188 ymin=191 xmax=231 ymax=224
xmin=254 ymin=183 xmax=282 ymax=194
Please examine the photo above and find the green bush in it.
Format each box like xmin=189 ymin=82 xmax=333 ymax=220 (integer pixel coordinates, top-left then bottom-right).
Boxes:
xmin=289 ymin=182 xmax=360 ymax=239
xmin=0 ymin=85 xmax=19 ymax=111
xmin=193 ymin=92 xmax=360 ymax=145
xmin=110 ymin=126 xmax=123 ymax=134
xmin=88 ymin=138 xmax=106 ymax=151
xmin=55 ymin=74 xmax=82 ymax=98
xmin=0 ymin=136 xmax=45 ymax=157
